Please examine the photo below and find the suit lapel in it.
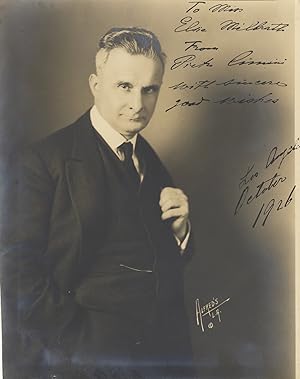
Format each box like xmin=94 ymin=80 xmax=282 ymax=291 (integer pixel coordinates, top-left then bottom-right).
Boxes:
xmin=65 ymin=112 xmax=108 ymax=260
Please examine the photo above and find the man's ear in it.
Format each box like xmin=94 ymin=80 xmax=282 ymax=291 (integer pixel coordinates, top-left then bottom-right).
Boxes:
xmin=89 ymin=73 xmax=100 ymax=96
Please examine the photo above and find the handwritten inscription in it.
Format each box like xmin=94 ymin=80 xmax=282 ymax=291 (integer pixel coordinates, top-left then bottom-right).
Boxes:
xmin=174 ymin=17 xmax=207 ymax=33
xmin=165 ymin=93 xmax=279 ymax=112
xmin=186 ymin=2 xmax=243 ymax=15
xmin=214 ymin=93 xmax=279 ymax=105
xmin=195 ymin=297 xmax=230 ymax=332
xmin=170 ymin=55 xmax=214 ymax=70
xmin=184 ymin=40 xmax=218 ymax=52
xmin=167 ymin=1 xmax=289 ymax=112
xmin=239 ymin=164 xmax=259 ymax=190
xmin=227 ymin=50 xmax=287 ymax=67
xmin=252 ymin=186 xmax=295 ymax=228
xmin=169 ymin=79 xmax=287 ymax=90
xmin=209 ymin=4 xmax=243 ymax=14
xmin=170 ymin=50 xmax=286 ymax=72
xmin=234 ymin=139 xmax=299 ymax=228
xmin=166 ymin=97 xmax=210 ymax=113
xmin=220 ymin=20 xmax=289 ymax=32
xmin=186 ymin=1 xmax=206 ymax=14
xmin=235 ymin=172 xmax=287 ymax=215
xmin=266 ymin=138 xmax=300 ymax=170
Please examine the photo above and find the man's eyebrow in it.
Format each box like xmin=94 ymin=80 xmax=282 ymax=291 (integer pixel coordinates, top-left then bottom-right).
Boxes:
xmin=116 ymin=81 xmax=133 ymax=87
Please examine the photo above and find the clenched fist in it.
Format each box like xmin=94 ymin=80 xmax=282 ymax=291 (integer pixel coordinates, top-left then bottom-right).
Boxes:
xmin=159 ymin=187 xmax=189 ymax=242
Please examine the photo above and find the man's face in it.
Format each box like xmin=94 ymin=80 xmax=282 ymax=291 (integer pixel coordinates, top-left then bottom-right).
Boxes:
xmin=91 ymin=48 xmax=164 ymax=139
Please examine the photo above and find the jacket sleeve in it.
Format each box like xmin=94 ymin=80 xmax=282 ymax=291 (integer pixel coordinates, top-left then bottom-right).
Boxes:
xmin=1 ymin=147 xmax=78 ymax=339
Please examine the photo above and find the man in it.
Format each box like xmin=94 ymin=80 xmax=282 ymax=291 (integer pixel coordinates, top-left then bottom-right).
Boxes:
xmin=1 ymin=27 xmax=193 ymax=378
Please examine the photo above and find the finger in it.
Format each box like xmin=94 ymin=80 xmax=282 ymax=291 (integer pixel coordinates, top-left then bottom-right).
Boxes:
xmin=160 ymin=198 xmax=183 ymax=213
xmin=162 ymin=201 xmax=189 ymax=218
xmin=160 ymin=187 xmax=186 ymax=203
xmin=159 ymin=190 xmax=187 ymax=207
xmin=161 ymin=206 xmax=187 ymax=221
xmin=160 ymin=187 xmax=176 ymax=196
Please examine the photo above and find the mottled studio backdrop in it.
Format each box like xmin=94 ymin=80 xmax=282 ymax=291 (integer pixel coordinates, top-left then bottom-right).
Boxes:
xmin=0 ymin=0 xmax=296 ymax=378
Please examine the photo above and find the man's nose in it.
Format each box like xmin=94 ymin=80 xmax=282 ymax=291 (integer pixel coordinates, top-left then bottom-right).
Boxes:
xmin=129 ymin=91 xmax=144 ymax=112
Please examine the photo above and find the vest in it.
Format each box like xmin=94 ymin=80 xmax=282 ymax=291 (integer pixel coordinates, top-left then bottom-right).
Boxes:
xmin=74 ymin=132 xmax=185 ymax=326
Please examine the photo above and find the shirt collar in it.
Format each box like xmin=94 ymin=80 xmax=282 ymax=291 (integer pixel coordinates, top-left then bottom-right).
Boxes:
xmin=90 ymin=105 xmax=137 ymax=153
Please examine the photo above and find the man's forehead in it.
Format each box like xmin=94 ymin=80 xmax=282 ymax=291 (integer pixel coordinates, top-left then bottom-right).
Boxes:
xmin=98 ymin=48 xmax=163 ymax=83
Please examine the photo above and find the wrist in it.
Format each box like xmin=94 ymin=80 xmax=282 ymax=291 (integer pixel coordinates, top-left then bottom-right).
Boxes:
xmin=174 ymin=221 xmax=188 ymax=242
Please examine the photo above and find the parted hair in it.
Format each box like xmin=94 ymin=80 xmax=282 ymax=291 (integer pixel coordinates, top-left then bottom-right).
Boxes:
xmin=97 ymin=27 xmax=166 ymax=68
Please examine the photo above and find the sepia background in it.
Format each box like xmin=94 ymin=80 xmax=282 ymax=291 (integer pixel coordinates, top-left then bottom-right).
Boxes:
xmin=0 ymin=0 xmax=295 ymax=378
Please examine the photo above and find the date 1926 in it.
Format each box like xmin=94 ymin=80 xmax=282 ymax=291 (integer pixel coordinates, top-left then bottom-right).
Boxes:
xmin=252 ymin=185 xmax=295 ymax=228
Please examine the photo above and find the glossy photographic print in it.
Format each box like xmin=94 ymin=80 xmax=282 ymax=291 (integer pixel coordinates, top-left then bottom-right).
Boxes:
xmin=0 ymin=0 xmax=297 ymax=378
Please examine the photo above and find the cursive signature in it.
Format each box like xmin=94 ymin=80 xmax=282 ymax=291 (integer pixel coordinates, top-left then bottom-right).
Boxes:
xmin=170 ymin=54 xmax=214 ymax=70
xmin=228 ymin=50 xmax=287 ymax=67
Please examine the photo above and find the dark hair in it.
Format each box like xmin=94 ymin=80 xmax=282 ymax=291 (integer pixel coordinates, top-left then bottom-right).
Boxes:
xmin=97 ymin=27 xmax=166 ymax=68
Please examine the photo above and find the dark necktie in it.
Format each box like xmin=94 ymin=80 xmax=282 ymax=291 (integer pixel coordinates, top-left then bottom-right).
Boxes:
xmin=119 ymin=142 xmax=140 ymax=190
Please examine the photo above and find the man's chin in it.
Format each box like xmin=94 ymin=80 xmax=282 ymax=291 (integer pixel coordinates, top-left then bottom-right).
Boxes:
xmin=123 ymin=121 xmax=148 ymax=136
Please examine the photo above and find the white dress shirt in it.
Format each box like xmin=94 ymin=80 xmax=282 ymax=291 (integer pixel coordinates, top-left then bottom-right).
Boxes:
xmin=90 ymin=105 xmax=190 ymax=253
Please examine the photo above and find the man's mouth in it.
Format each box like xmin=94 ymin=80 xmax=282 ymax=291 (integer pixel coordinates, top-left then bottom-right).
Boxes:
xmin=129 ymin=116 xmax=145 ymax=122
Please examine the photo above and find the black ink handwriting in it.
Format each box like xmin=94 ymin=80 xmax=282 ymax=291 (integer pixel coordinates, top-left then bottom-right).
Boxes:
xmin=170 ymin=55 xmax=214 ymax=70
xmin=239 ymin=164 xmax=259 ymax=190
xmin=165 ymin=93 xmax=280 ymax=112
xmin=168 ymin=79 xmax=287 ymax=91
xmin=216 ymin=78 xmax=287 ymax=88
xmin=214 ymin=93 xmax=279 ymax=105
xmin=234 ymin=172 xmax=287 ymax=215
xmin=184 ymin=40 xmax=218 ymax=52
xmin=168 ymin=78 xmax=287 ymax=91
xmin=209 ymin=3 xmax=243 ymax=13
xmin=252 ymin=185 xmax=295 ymax=228
xmin=169 ymin=80 xmax=216 ymax=90
xmin=266 ymin=138 xmax=300 ymax=169
xmin=220 ymin=20 xmax=289 ymax=32
xmin=165 ymin=97 xmax=210 ymax=113
xmin=174 ymin=16 xmax=207 ymax=33
xmin=186 ymin=1 xmax=206 ymax=14
xmin=228 ymin=50 xmax=287 ymax=67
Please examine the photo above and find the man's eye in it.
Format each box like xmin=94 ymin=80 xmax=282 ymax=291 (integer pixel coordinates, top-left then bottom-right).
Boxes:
xmin=143 ymin=86 xmax=159 ymax=94
xmin=118 ymin=83 xmax=131 ymax=90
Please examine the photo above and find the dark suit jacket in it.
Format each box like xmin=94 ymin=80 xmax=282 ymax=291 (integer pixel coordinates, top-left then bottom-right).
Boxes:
xmin=1 ymin=111 xmax=192 ymax=377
